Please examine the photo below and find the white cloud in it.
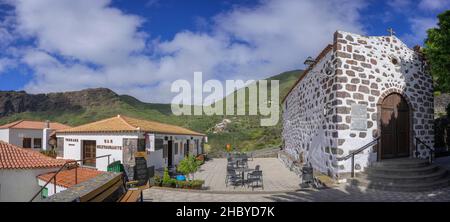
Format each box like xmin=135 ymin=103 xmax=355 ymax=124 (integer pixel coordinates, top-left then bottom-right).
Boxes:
xmin=6 ymin=0 xmax=367 ymax=103
xmin=402 ymin=17 xmax=437 ymax=45
xmin=419 ymin=0 xmax=450 ymax=11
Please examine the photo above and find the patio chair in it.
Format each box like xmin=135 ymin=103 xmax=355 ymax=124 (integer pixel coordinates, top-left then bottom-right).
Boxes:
xmin=225 ymin=169 xmax=240 ymax=188
xmin=247 ymin=170 xmax=264 ymax=191
xmin=238 ymin=159 xmax=248 ymax=169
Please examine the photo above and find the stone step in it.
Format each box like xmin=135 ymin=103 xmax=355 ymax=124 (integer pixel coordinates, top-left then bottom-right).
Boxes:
xmin=356 ymin=168 xmax=448 ymax=184
xmin=365 ymin=164 xmax=440 ymax=176
xmin=370 ymin=158 xmax=430 ymax=169
xmin=350 ymin=175 xmax=450 ymax=192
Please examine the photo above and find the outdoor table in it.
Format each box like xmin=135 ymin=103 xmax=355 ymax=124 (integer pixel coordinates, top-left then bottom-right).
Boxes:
xmin=234 ymin=168 xmax=254 ymax=186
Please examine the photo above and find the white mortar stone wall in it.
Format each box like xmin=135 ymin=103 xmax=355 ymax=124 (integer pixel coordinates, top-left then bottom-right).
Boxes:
xmin=333 ymin=31 xmax=434 ymax=176
xmin=283 ymin=47 xmax=339 ymax=177
xmin=282 ymin=30 xmax=434 ymax=179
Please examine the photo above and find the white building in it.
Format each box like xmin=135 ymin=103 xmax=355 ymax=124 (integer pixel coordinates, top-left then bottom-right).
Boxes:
xmin=0 ymin=141 xmax=67 ymax=202
xmin=56 ymin=115 xmax=206 ymax=172
xmin=0 ymin=120 xmax=71 ymax=151
xmin=281 ymin=31 xmax=434 ymax=179
xmin=37 ymin=167 xmax=104 ymax=198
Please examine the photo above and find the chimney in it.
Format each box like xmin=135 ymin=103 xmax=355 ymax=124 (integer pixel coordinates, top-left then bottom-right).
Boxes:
xmin=45 ymin=120 xmax=50 ymax=129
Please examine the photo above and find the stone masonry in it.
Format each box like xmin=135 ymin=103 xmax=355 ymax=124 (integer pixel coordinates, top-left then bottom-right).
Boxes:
xmin=282 ymin=30 xmax=434 ymax=179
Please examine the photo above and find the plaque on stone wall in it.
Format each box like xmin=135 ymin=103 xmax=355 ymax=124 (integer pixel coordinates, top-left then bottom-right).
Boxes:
xmin=351 ymin=104 xmax=367 ymax=131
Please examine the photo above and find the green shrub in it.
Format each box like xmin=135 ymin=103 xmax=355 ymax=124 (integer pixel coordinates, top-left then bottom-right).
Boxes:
xmin=177 ymin=155 xmax=201 ymax=180
xmin=40 ymin=149 xmax=57 ymax=158
xmin=152 ymin=175 xmax=162 ymax=186
xmin=162 ymin=168 xmax=171 ymax=183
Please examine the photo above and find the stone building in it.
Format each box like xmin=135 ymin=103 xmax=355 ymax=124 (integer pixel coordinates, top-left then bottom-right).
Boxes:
xmin=280 ymin=30 xmax=434 ymax=179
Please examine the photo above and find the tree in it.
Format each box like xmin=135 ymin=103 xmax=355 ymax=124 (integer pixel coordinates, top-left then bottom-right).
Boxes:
xmin=424 ymin=10 xmax=450 ymax=92
xmin=177 ymin=155 xmax=201 ymax=180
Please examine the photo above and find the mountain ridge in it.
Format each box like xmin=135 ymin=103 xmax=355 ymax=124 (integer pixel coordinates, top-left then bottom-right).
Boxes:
xmin=0 ymin=70 xmax=304 ymax=155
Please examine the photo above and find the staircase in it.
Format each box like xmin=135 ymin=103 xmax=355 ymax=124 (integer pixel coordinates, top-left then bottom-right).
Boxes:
xmin=351 ymin=158 xmax=450 ymax=192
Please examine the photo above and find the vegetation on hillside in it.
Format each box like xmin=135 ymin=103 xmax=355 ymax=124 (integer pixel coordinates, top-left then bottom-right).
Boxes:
xmin=0 ymin=70 xmax=303 ymax=156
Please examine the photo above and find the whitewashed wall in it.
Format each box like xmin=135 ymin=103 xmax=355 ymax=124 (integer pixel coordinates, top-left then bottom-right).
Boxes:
xmin=8 ymin=129 xmax=44 ymax=149
xmin=282 ymin=30 xmax=434 ymax=179
xmin=58 ymin=133 xmax=205 ymax=172
xmin=0 ymin=129 xmax=10 ymax=143
xmin=0 ymin=168 xmax=59 ymax=202
xmin=37 ymin=179 xmax=66 ymax=198
xmin=60 ymin=133 xmax=137 ymax=171
xmin=333 ymin=31 xmax=433 ymax=176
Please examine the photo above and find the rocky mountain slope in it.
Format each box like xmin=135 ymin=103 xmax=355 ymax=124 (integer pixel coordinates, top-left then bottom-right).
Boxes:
xmin=0 ymin=70 xmax=304 ymax=155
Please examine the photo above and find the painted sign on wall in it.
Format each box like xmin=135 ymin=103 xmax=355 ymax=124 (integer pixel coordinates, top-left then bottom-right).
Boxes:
xmin=145 ymin=134 xmax=155 ymax=152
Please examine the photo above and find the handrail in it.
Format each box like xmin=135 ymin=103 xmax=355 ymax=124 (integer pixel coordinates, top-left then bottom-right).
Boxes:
xmin=337 ymin=137 xmax=380 ymax=178
xmin=415 ymin=137 xmax=435 ymax=163
xmin=30 ymin=154 xmax=111 ymax=202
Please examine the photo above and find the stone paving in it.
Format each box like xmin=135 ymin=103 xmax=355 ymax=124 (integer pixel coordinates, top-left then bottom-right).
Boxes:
xmin=194 ymin=158 xmax=301 ymax=192
xmin=143 ymin=157 xmax=450 ymax=202
xmin=143 ymin=183 xmax=450 ymax=202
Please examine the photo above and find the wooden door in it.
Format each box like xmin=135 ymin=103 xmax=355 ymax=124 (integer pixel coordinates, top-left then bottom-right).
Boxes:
xmin=168 ymin=141 xmax=173 ymax=167
xmin=380 ymin=93 xmax=410 ymax=159
xmin=83 ymin=140 xmax=96 ymax=167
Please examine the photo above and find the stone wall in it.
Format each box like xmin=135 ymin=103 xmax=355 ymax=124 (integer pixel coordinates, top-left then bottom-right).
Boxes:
xmin=282 ymin=30 xmax=434 ymax=179
xmin=333 ymin=31 xmax=434 ymax=177
xmin=282 ymin=46 xmax=340 ymax=177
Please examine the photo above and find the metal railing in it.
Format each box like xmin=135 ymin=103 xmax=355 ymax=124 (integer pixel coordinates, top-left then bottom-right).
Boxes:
xmin=415 ymin=137 xmax=435 ymax=163
xmin=30 ymin=154 xmax=111 ymax=202
xmin=336 ymin=137 xmax=380 ymax=178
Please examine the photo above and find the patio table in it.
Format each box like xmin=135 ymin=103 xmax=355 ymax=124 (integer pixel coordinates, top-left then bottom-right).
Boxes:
xmin=234 ymin=168 xmax=254 ymax=186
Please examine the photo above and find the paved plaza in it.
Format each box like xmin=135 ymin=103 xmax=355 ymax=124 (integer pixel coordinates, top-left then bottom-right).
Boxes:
xmin=143 ymin=157 xmax=450 ymax=202
xmin=195 ymin=158 xmax=301 ymax=192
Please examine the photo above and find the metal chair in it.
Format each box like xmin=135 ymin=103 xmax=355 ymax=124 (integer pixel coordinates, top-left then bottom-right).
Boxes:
xmin=247 ymin=170 xmax=263 ymax=190
xmin=225 ymin=169 xmax=240 ymax=188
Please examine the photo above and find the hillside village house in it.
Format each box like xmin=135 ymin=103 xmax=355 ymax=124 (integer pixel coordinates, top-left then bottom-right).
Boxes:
xmin=56 ymin=115 xmax=206 ymax=174
xmin=0 ymin=120 xmax=71 ymax=151
xmin=0 ymin=141 xmax=67 ymax=202
xmin=37 ymin=167 xmax=104 ymax=198
xmin=281 ymin=30 xmax=434 ymax=179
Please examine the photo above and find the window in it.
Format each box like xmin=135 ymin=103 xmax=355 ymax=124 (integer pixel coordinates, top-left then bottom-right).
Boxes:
xmin=34 ymin=138 xmax=42 ymax=149
xmin=174 ymin=143 xmax=178 ymax=155
xmin=23 ymin=138 xmax=32 ymax=148
xmin=163 ymin=144 xmax=168 ymax=158
xmin=138 ymin=139 xmax=146 ymax=152
xmin=155 ymin=139 xmax=164 ymax=150
xmin=56 ymin=138 xmax=64 ymax=158
xmin=41 ymin=187 xmax=48 ymax=199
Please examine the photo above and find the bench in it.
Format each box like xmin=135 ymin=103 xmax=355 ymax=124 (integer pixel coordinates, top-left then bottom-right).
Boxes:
xmin=118 ymin=189 xmax=143 ymax=202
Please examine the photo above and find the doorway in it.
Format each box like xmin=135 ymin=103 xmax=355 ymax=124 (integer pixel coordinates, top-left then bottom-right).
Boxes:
xmin=380 ymin=93 xmax=410 ymax=159
xmin=82 ymin=140 xmax=96 ymax=167
xmin=168 ymin=140 xmax=173 ymax=167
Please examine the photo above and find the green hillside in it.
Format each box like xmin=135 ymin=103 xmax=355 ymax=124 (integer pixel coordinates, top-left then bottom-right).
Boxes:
xmin=0 ymin=70 xmax=303 ymax=156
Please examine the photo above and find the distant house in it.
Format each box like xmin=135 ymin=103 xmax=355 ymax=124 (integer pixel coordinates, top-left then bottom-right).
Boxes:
xmin=56 ymin=115 xmax=206 ymax=173
xmin=0 ymin=120 xmax=71 ymax=151
xmin=37 ymin=167 xmax=104 ymax=198
xmin=0 ymin=141 xmax=67 ymax=202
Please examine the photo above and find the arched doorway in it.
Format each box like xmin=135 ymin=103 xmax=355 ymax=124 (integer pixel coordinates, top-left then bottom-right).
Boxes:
xmin=380 ymin=93 xmax=410 ymax=159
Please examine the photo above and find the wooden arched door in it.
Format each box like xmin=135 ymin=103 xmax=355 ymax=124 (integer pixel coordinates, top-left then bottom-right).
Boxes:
xmin=380 ymin=93 xmax=410 ymax=159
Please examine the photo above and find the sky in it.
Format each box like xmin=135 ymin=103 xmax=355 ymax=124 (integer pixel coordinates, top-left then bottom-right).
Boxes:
xmin=0 ymin=0 xmax=448 ymax=104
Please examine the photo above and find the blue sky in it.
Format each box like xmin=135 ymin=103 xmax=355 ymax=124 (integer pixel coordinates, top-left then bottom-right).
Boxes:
xmin=0 ymin=0 xmax=448 ymax=103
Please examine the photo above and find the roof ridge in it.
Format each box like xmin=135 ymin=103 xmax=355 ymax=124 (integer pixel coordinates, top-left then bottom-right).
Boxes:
xmin=57 ymin=115 xmax=121 ymax=132
xmin=117 ymin=115 xmax=140 ymax=130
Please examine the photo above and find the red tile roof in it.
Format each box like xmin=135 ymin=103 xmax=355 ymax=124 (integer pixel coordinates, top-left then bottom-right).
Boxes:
xmin=57 ymin=115 xmax=205 ymax=136
xmin=0 ymin=120 xmax=71 ymax=130
xmin=0 ymin=141 xmax=68 ymax=169
xmin=37 ymin=167 xmax=104 ymax=188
